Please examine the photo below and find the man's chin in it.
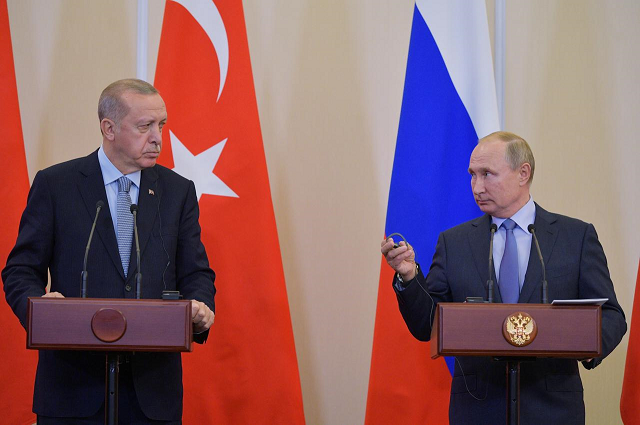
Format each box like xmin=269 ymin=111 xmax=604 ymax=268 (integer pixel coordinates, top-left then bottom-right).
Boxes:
xmin=139 ymin=158 xmax=158 ymax=169
xmin=476 ymin=202 xmax=494 ymax=215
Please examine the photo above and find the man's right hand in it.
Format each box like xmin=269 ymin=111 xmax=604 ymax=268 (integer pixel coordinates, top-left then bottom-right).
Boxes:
xmin=381 ymin=237 xmax=417 ymax=281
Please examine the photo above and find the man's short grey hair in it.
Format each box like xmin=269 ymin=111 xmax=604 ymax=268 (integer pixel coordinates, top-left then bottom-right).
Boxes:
xmin=98 ymin=78 xmax=159 ymax=125
xmin=480 ymin=131 xmax=535 ymax=184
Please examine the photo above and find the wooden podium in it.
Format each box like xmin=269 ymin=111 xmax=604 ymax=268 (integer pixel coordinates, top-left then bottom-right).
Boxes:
xmin=27 ymin=297 xmax=193 ymax=425
xmin=430 ymin=302 xmax=602 ymax=425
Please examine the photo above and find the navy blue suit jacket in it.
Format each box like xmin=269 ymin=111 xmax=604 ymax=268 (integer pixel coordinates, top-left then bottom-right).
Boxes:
xmin=394 ymin=204 xmax=626 ymax=425
xmin=2 ymin=150 xmax=216 ymax=420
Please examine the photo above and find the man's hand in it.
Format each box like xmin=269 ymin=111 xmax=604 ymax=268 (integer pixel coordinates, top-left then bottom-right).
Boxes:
xmin=42 ymin=292 xmax=64 ymax=298
xmin=381 ymin=237 xmax=417 ymax=281
xmin=191 ymin=300 xmax=215 ymax=334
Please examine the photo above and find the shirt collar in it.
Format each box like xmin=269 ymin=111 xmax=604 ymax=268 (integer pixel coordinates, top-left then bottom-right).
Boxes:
xmin=98 ymin=145 xmax=141 ymax=188
xmin=492 ymin=196 xmax=536 ymax=233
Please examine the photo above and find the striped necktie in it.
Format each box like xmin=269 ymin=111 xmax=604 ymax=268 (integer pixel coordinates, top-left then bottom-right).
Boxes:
xmin=116 ymin=176 xmax=133 ymax=277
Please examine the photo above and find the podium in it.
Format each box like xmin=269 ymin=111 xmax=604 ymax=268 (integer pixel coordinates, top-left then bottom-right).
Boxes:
xmin=27 ymin=297 xmax=193 ymax=425
xmin=430 ymin=302 xmax=601 ymax=425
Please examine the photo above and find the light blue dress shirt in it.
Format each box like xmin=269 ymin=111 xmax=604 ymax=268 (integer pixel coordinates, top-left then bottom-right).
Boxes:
xmin=97 ymin=146 xmax=141 ymax=235
xmin=394 ymin=197 xmax=536 ymax=294
xmin=491 ymin=196 xmax=536 ymax=290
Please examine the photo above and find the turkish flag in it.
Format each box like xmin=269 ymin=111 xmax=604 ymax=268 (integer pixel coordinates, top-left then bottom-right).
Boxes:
xmin=154 ymin=1 xmax=305 ymax=423
xmin=0 ymin=0 xmax=37 ymax=423
xmin=620 ymin=260 xmax=640 ymax=424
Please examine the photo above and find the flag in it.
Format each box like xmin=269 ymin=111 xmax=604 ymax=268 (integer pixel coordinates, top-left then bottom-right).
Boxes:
xmin=620 ymin=260 xmax=640 ymax=424
xmin=365 ymin=1 xmax=499 ymax=423
xmin=154 ymin=1 xmax=305 ymax=423
xmin=0 ymin=0 xmax=38 ymax=423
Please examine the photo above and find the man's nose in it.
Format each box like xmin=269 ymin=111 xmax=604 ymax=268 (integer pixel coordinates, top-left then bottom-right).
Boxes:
xmin=472 ymin=178 xmax=485 ymax=194
xmin=149 ymin=125 xmax=162 ymax=144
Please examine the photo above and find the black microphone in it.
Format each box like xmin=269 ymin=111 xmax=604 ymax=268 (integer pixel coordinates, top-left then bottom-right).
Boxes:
xmin=487 ymin=223 xmax=498 ymax=303
xmin=528 ymin=224 xmax=548 ymax=304
xmin=130 ymin=204 xmax=142 ymax=299
xmin=81 ymin=200 xmax=104 ymax=298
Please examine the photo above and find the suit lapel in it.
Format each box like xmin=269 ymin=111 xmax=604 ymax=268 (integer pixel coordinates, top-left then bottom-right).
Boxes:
xmin=467 ymin=215 xmax=503 ymax=302
xmin=519 ymin=204 xmax=558 ymax=303
xmin=125 ymin=167 xmax=159 ymax=280
xmin=77 ymin=151 xmax=125 ymax=279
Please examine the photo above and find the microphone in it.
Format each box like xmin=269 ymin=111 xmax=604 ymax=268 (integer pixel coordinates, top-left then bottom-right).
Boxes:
xmin=152 ymin=179 xmax=178 ymax=300
xmin=487 ymin=223 xmax=498 ymax=303
xmin=81 ymin=200 xmax=104 ymax=298
xmin=528 ymin=224 xmax=548 ymax=304
xmin=130 ymin=204 xmax=142 ymax=299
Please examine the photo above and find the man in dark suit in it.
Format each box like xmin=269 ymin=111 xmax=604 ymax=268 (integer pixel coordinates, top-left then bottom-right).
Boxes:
xmin=2 ymin=79 xmax=216 ymax=424
xmin=381 ymin=131 xmax=626 ymax=425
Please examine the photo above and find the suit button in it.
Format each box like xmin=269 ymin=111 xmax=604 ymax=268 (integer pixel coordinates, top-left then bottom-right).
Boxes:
xmin=125 ymin=285 xmax=132 ymax=292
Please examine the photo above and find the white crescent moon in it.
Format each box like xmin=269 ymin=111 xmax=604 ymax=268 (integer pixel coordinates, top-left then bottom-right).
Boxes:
xmin=171 ymin=0 xmax=229 ymax=101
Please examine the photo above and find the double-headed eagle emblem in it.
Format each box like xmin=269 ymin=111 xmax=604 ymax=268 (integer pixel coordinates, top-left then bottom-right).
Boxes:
xmin=503 ymin=312 xmax=537 ymax=346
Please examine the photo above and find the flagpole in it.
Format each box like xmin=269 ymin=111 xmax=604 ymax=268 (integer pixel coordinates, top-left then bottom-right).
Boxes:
xmin=136 ymin=0 xmax=149 ymax=81
xmin=495 ymin=0 xmax=505 ymax=130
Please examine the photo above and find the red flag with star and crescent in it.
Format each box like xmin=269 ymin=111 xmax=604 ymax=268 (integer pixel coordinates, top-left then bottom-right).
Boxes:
xmin=621 ymin=260 xmax=640 ymax=424
xmin=0 ymin=0 xmax=38 ymax=423
xmin=154 ymin=1 xmax=305 ymax=423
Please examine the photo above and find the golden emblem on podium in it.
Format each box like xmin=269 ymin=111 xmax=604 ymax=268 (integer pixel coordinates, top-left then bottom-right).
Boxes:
xmin=503 ymin=312 xmax=537 ymax=347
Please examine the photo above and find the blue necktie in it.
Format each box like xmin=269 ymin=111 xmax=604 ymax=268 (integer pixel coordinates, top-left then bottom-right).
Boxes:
xmin=499 ymin=218 xmax=519 ymax=303
xmin=116 ymin=176 xmax=133 ymax=277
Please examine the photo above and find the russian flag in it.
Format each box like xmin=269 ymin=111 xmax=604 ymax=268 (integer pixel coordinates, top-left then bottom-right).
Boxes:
xmin=365 ymin=1 xmax=499 ymax=423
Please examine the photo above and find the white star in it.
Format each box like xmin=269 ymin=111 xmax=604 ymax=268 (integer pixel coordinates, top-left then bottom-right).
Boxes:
xmin=170 ymin=130 xmax=238 ymax=200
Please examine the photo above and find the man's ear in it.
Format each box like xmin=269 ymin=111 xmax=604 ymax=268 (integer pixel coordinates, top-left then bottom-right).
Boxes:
xmin=519 ymin=162 xmax=532 ymax=186
xmin=100 ymin=118 xmax=117 ymax=140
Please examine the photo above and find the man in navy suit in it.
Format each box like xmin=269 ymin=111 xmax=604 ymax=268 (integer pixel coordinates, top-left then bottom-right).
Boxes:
xmin=2 ymin=79 xmax=216 ymax=424
xmin=381 ymin=131 xmax=626 ymax=425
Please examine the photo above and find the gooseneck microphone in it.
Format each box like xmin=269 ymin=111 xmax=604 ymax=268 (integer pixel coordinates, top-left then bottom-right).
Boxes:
xmin=487 ymin=223 xmax=498 ymax=303
xmin=81 ymin=200 xmax=104 ymax=298
xmin=130 ymin=204 xmax=142 ymax=299
xmin=528 ymin=224 xmax=548 ymax=304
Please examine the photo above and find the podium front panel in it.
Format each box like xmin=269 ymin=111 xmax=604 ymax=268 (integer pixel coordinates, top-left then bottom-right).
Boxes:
xmin=431 ymin=303 xmax=601 ymax=359
xmin=27 ymin=298 xmax=193 ymax=352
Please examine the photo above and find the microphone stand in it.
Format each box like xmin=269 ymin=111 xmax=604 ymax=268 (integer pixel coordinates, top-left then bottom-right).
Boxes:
xmin=487 ymin=224 xmax=498 ymax=303
xmin=528 ymin=224 xmax=548 ymax=304
xmin=106 ymin=203 xmax=144 ymax=425
xmin=82 ymin=201 xmax=104 ymax=298
xmin=106 ymin=353 xmax=120 ymax=425
xmin=503 ymin=225 xmax=547 ymax=425
xmin=131 ymin=204 xmax=142 ymax=300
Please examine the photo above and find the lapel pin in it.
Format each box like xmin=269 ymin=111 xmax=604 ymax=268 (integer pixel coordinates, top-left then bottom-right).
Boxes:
xmin=149 ymin=189 xmax=155 ymax=196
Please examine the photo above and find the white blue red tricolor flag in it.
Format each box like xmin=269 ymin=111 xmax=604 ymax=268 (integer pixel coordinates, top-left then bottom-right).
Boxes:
xmin=366 ymin=1 xmax=499 ymax=423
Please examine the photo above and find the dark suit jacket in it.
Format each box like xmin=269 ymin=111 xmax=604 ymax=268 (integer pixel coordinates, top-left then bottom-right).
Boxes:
xmin=394 ymin=204 xmax=626 ymax=425
xmin=2 ymin=150 xmax=216 ymax=421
